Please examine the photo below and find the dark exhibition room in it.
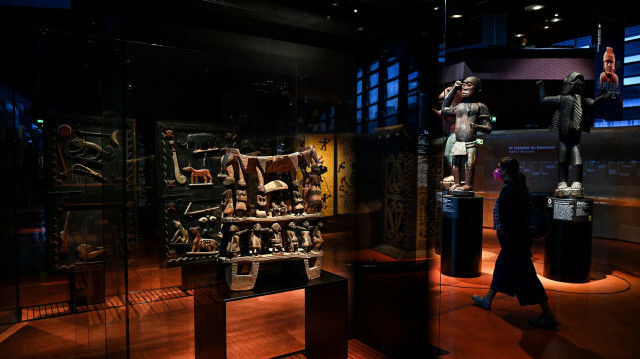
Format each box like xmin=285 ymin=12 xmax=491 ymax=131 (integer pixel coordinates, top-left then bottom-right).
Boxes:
xmin=1 ymin=0 xmax=639 ymax=358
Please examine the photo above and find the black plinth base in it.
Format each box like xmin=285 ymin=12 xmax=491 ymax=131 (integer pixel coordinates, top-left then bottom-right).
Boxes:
xmin=543 ymin=197 xmax=593 ymax=283
xmin=70 ymin=264 xmax=105 ymax=311
xmin=194 ymin=270 xmax=347 ymax=359
xmin=441 ymin=195 xmax=483 ymax=278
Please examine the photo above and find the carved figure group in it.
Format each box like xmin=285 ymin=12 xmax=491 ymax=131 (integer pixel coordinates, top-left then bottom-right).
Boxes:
xmin=221 ymin=220 xmax=323 ymax=258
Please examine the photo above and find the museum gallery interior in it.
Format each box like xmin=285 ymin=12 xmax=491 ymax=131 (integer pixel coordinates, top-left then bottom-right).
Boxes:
xmin=1 ymin=1 xmax=639 ymax=358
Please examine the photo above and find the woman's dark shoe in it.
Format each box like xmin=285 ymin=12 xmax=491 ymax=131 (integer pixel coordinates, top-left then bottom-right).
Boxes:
xmin=472 ymin=294 xmax=491 ymax=310
xmin=528 ymin=314 xmax=557 ymax=328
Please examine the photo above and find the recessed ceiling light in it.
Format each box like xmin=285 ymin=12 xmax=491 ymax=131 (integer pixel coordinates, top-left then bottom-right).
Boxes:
xmin=449 ymin=14 xmax=463 ymax=19
xmin=544 ymin=25 xmax=550 ymax=29
xmin=433 ymin=6 xmax=440 ymax=11
xmin=550 ymin=17 xmax=562 ymax=23
xmin=515 ymin=33 xmax=525 ymax=38
xmin=525 ymin=4 xmax=545 ymax=11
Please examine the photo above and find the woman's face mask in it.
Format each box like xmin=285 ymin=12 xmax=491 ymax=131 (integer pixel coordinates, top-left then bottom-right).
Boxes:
xmin=493 ymin=168 xmax=504 ymax=181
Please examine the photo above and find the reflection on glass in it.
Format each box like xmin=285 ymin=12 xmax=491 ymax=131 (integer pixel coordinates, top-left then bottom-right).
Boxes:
xmin=387 ymin=79 xmax=399 ymax=98
xmin=408 ymin=93 xmax=418 ymax=110
xmin=368 ymin=104 xmax=378 ymax=120
xmin=408 ymin=70 xmax=419 ymax=90
xmin=369 ymin=88 xmax=378 ymax=104
xmin=386 ymin=98 xmax=398 ymax=116
xmin=387 ymin=62 xmax=399 ymax=80
xmin=369 ymin=72 xmax=379 ymax=88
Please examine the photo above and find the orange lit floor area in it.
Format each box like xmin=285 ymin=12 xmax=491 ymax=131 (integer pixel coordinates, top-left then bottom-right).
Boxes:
xmin=429 ymin=229 xmax=640 ymax=358
xmin=1 ymin=229 xmax=639 ymax=358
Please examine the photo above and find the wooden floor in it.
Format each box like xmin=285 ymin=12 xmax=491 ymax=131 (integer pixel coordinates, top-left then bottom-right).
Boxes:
xmin=2 ymin=208 xmax=639 ymax=358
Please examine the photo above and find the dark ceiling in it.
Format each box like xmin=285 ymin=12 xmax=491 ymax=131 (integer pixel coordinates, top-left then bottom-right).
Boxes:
xmin=0 ymin=0 xmax=634 ymax=53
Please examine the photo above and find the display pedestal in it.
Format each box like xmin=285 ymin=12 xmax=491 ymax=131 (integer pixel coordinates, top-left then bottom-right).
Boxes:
xmin=70 ymin=263 xmax=105 ymax=312
xmin=543 ymin=197 xmax=593 ymax=283
xmin=441 ymin=195 xmax=483 ymax=278
xmin=181 ymin=261 xmax=220 ymax=290
xmin=194 ymin=270 xmax=347 ymax=359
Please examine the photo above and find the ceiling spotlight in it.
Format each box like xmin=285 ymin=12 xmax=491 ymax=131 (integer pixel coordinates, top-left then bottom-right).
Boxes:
xmin=525 ymin=4 xmax=545 ymax=11
xmin=515 ymin=33 xmax=525 ymax=38
xmin=449 ymin=14 xmax=463 ymax=19
xmin=433 ymin=6 xmax=440 ymax=11
xmin=353 ymin=8 xmax=358 ymax=13
xmin=544 ymin=25 xmax=550 ymax=29
xmin=550 ymin=17 xmax=562 ymax=22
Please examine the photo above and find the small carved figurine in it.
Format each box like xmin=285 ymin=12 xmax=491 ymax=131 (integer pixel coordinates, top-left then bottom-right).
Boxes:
xmin=182 ymin=165 xmax=213 ymax=184
xmin=298 ymin=221 xmax=313 ymax=252
xmin=286 ymin=221 xmax=299 ymax=253
xmin=221 ymin=184 xmax=235 ymax=218
xmin=291 ymin=180 xmax=305 ymax=216
xmin=170 ymin=220 xmax=189 ymax=244
xmin=311 ymin=221 xmax=324 ymax=251
xmin=235 ymin=183 xmax=249 ymax=218
xmin=256 ymin=188 xmax=267 ymax=218
xmin=226 ymin=225 xmax=241 ymax=257
xmin=249 ymin=223 xmax=264 ymax=256
xmin=304 ymin=164 xmax=324 ymax=213
xmin=190 ymin=227 xmax=202 ymax=252
xmin=270 ymin=223 xmax=284 ymax=254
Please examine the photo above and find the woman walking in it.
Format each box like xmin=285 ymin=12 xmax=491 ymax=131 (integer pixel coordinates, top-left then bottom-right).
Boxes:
xmin=472 ymin=157 xmax=557 ymax=328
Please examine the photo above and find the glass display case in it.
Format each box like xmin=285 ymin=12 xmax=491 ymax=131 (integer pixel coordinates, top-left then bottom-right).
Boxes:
xmin=1 ymin=1 xmax=638 ymax=358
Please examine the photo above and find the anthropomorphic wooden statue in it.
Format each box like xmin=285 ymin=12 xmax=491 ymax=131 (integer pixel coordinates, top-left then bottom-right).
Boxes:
xmin=225 ymin=225 xmax=242 ymax=257
xmin=440 ymin=76 xmax=492 ymax=192
xmin=298 ymin=221 xmax=313 ymax=252
xmin=304 ymin=164 xmax=324 ymax=213
xmin=286 ymin=221 xmax=299 ymax=253
xmin=537 ymin=72 xmax=613 ymax=197
xmin=311 ymin=221 xmax=324 ymax=251
xmin=270 ymin=223 xmax=284 ymax=254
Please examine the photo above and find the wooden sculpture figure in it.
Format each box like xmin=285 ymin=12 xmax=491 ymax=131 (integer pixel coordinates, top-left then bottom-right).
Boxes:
xmin=226 ymin=225 xmax=242 ymax=257
xmin=311 ymin=221 xmax=324 ymax=251
xmin=440 ymin=76 xmax=492 ymax=192
xmin=599 ymin=47 xmax=619 ymax=94
xmin=304 ymin=164 xmax=324 ymax=213
xmin=190 ymin=227 xmax=202 ymax=252
xmin=235 ymin=183 xmax=249 ymax=218
xmin=298 ymin=221 xmax=313 ymax=252
xmin=249 ymin=223 xmax=265 ymax=256
xmin=270 ymin=223 xmax=284 ymax=254
xmin=221 ymin=183 xmax=235 ymax=218
xmin=537 ymin=72 xmax=613 ymax=197
xmin=256 ymin=188 xmax=267 ymax=218
xmin=291 ymin=180 xmax=305 ymax=216
xmin=182 ymin=165 xmax=213 ymax=184
xmin=286 ymin=221 xmax=299 ymax=252
xmin=170 ymin=220 xmax=189 ymax=244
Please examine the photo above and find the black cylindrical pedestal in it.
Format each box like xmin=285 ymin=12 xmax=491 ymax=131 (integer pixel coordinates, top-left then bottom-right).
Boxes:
xmin=441 ymin=195 xmax=483 ymax=278
xmin=543 ymin=197 xmax=593 ymax=283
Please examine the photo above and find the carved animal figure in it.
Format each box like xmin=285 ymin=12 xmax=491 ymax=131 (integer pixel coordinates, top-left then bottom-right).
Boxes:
xmin=190 ymin=227 xmax=202 ymax=252
xmin=182 ymin=166 xmax=213 ymax=184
